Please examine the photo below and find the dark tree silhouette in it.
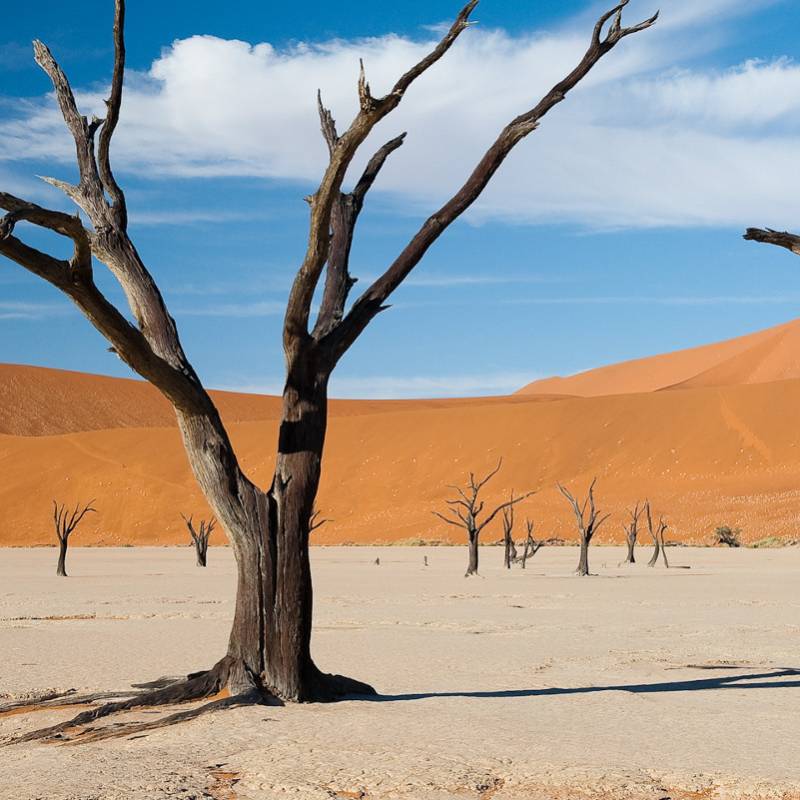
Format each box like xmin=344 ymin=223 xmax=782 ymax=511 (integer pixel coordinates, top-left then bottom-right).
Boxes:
xmin=502 ymin=491 xmax=519 ymax=569
xmin=520 ymin=519 xmax=543 ymax=569
xmin=558 ymin=479 xmax=609 ymax=576
xmin=0 ymin=0 xmax=657 ymax=732
xmin=181 ymin=514 xmax=216 ymax=567
xmin=644 ymin=501 xmax=668 ymax=567
xmin=52 ymin=500 xmax=96 ymax=577
xmin=434 ymin=461 xmax=533 ymax=576
xmin=623 ymin=502 xmax=644 ymax=564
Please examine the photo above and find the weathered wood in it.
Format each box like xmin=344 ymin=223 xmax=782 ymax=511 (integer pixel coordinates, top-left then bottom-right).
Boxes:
xmin=502 ymin=492 xmax=519 ymax=569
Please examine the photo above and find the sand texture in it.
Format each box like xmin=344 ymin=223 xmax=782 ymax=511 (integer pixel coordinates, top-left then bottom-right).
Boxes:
xmin=1 ymin=546 xmax=799 ymax=799
xmin=4 ymin=344 xmax=800 ymax=545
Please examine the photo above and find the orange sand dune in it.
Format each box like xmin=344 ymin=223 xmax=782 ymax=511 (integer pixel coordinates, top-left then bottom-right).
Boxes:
xmin=1 ymin=359 xmax=800 ymax=546
xmin=517 ymin=317 xmax=800 ymax=397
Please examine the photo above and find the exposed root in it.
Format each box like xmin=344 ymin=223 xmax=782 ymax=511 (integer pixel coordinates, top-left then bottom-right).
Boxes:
xmin=1 ymin=655 xmax=270 ymax=745
xmin=0 ymin=689 xmax=142 ymax=718
xmin=64 ymin=691 xmax=266 ymax=744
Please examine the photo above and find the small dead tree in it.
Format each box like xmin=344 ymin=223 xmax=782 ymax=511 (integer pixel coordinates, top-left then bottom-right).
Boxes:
xmin=181 ymin=514 xmax=216 ymax=567
xmin=644 ymin=501 xmax=669 ymax=567
xmin=53 ymin=500 xmax=96 ymax=577
xmin=557 ymin=479 xmax=609 ymax=576
xmin=714 ymin=526 xmax=741 ymax=548
xmin=502 ymin=491 xmax=519 ymax=569
xmin=623 ymin=502 xmax=644 ymax=564
xmin=520 ymin=519 xmax=542 ymax=569
xmin=434 ymin=461 xmax=533 ymax=576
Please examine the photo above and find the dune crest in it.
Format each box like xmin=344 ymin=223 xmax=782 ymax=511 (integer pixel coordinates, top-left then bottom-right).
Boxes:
xmin=517 ymin=317 xmax=800 ymax=397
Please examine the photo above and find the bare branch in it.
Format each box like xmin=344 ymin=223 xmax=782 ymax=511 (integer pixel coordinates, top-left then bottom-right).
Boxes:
xmin=744 ymin=228 xmax=800 ymax=256
xmin=284 ymin=0 xmax=479 ymax=347
xmin=312 ymin=132 xmax=407 ymax=339
xmin=324 ymin=0 xmax=657 ymax=362
xmin=97 ymin=0 xmax=128 ymax=228
xmin=478 ymin=489 xmax=535 ymax=533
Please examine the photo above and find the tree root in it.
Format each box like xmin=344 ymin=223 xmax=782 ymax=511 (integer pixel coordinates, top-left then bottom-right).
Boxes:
xmin=63 ymin=691 xmax=266 ymax=744
xmin=1 ymin=655 xmax=279 ymax=746
xmin=2 ymin=658 xmax=376 ymax=745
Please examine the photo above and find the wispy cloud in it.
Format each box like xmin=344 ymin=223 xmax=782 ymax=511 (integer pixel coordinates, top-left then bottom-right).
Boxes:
xmin=174 ymin=300 xmax=286 ymax=317
xmin=128 ymin=209 xmax=271 ymax=226
xmin=222 ymin=371 xmax=538 ymax=399
xmin=2 ymin=1 xmax=799 ymax=229
xmin=0 ymin=300 xmax=69 ymax=320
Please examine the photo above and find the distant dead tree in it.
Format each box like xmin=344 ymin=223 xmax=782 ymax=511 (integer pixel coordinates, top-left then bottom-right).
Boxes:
xmin=558 ymin=479 xmax=609 ymax=576
xmin=644 ymin=501 xmax=669 ymax=567
xmin=713 ymin=525 xmax=741 ymax=548
xmin=53 ymin=500 xmax=96 ymax=577
xmin=181 ymin=514 xmax=216 ymax=567
xmin=520 ymin=519 xmax=543 ymax=568
xmin=623 ymin=502 xmax=644 ymax=564
xmin=434 ymin=460 xmax=533 ymax=576
xmin=502 ymin=492 xmax=519 ymax=569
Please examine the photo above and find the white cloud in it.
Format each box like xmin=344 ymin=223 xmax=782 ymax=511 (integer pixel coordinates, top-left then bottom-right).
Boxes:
xmin=2 ymin=0 xmax=799 ymax=228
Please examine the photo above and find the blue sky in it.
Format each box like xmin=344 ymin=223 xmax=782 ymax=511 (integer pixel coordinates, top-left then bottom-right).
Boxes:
xmin=2 ymin=0 xmax=800 ymax=397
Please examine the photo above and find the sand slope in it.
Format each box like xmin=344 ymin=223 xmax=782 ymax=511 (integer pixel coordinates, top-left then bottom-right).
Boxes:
xmin=517 ymin=317 xmax=800 ymax=397
xmin=2 ymin=358 xmax=800 ymax=545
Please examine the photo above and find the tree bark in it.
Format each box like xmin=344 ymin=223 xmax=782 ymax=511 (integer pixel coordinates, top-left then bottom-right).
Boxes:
xmin=647 ymin=537 xmax=660 ymax=568
xmin=194 ymin=541 xmax=207 ymax=567
xmin=466 ymin=531 xmax=479 ymax=576
xmin=576 ymin=537 xmax=590 ymax=576
xmin=56 ymin=538 xmax=68 ymax=577
xmin=625 ymin=533 xmax=636 ymax=564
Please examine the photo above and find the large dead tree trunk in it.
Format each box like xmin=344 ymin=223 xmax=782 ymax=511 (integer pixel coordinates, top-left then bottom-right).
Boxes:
xmin=0 ymin=0 xmax=657 ymax=732
xmin=434 ymin=462 xmax=533 ymax=576
xmin=558 ymin=479 xmax=610 ymax=577
xmin=52 ymin=500 xmax=96 ymax=577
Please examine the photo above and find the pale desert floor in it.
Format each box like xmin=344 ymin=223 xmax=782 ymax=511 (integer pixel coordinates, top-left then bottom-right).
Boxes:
xmin=1 ymin=546 xmax=799 ymax=800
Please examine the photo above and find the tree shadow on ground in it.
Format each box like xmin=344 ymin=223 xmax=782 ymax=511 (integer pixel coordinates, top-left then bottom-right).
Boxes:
xmin=361 ymin=668 xmax=800 ymax=702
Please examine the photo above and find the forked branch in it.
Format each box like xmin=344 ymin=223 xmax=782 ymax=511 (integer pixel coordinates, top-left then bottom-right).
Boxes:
xmin=323 ymin=0 xmax=658 ymax=363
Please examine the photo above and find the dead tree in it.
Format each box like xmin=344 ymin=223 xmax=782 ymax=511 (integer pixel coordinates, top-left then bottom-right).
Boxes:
xmin=52 ymin=500 xmax=96 ymax=577
xmin=434 ymin=461 xmax=533 ymax=576
xmin=502 ymin=492 xmax=519 ymax=569
xmin=0 ymin=0 xmax=657 ymax=726
xmin=557 ymin=479 xmax=609 ymax=576
xmin=181 ymin=514 xmax=216 ymax=567
xmin=644 ymin=501 xmax=668 ymax=567
xmin=623 ymin=502 xmax=643 ymax=564
xmin=520 ymin=519 xmax=542 ymax=568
